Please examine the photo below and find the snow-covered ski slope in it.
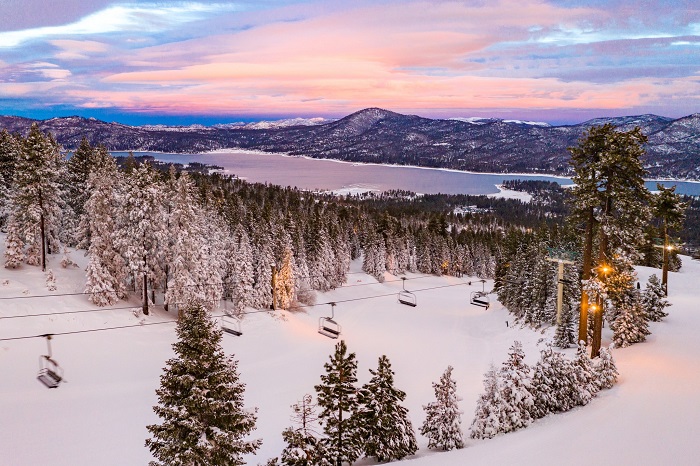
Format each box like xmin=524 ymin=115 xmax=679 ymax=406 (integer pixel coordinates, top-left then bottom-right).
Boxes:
xmin=1 ymin=235 xmax=699 ymax=466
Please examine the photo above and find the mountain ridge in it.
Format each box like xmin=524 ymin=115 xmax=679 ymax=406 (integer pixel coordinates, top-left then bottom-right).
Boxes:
xmin=1 ymin=108 xmax=699 ymax=180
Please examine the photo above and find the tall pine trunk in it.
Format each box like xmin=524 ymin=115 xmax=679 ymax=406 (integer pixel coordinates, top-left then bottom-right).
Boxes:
xmin=592 ymin=197 xmax=611 ymax=358
xmin=142 ymin=272 xmax=149 ymax=315
xmin=578 ymin=207 xmax=594 ymax=343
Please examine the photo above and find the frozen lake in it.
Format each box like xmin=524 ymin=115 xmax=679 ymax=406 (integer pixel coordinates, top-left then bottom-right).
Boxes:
xmin=113 ymin=150 xmax=700 ymax=196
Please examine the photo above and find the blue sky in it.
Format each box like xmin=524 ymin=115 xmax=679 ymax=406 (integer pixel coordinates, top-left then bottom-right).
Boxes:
xmin=0 ymin=0 xmax=698 ymax=125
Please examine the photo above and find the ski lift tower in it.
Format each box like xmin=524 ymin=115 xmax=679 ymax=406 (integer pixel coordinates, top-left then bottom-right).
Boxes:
xmin=546 ymin=248 xmax=578 ymax=327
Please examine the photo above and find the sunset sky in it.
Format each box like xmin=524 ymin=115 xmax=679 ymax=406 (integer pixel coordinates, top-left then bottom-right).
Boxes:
xmin=1 ymin=0 xmax=698 ymax=125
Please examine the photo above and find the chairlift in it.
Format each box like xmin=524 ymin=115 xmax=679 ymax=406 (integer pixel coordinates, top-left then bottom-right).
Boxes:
xmin=398 ymin=277 xmax=417 ymax=307
xmin=470 ymin=279 xmax=491 ymax=310
xmin=318 ymin=302 xmax=341 ymax=339
xmin=37 ymin=334 xmax=63 ymax=389
xmin=221 ymin=314 xmax=243 ymax=336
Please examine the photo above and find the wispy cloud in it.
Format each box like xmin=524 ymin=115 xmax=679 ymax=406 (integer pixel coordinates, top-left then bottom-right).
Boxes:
xmin=0 ymin=2 xmax=245 ymax=48
xmin=0 ymin=0 xmax=698 ymax=122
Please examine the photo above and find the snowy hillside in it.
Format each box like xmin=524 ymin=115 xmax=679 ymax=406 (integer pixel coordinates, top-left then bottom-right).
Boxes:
xmin=1 ymin=234 xmax=699 ymax=465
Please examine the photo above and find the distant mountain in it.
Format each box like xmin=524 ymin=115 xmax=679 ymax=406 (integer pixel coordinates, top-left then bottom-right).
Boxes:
xmin=1 ymin=108 xmax=699 ymax=180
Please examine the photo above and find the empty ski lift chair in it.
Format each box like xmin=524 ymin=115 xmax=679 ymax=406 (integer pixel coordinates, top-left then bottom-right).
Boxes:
xmin=318 ymin=303 xmax=341 ymax=339
xmin=398 ymin=277 xmax=417 ymax=307
xmin=221 ymin=314 xmax=243 ymax=336
xmin=470 ymin=279 xmax=491 ymax=310
xmin=37 ymin=335 xmax=63 ymax=389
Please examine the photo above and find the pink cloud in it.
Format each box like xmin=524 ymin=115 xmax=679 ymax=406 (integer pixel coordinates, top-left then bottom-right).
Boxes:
xmin=6 ymin=0 xmax=699 ymax=118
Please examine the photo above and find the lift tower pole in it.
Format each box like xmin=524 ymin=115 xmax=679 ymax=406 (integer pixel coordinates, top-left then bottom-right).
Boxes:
xmin=546 ymin=248 xmax=578 ymax=328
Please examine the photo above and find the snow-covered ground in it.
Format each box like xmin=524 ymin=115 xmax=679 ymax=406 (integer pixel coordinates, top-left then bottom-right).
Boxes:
xmin=486 ymin=184 xmax=533 ymax=202
xmin=1 ymin=235 xmax=699 ymax=465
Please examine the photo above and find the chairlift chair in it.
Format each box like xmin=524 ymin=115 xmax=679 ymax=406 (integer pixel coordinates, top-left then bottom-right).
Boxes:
xmin=398 ymin=277 xmax=417 ymax=307
xmin=221 ymin=315 xmax=243 ymax=336
xmin=469 ymin=279 xmax=491 ymax=310
xmin=37 ymin=335 xmax=63 ymax=389
xmin=470 ymin=291 xmax=491 ymax=309
xmin=318 ymin=303 xmax=341 ymax=339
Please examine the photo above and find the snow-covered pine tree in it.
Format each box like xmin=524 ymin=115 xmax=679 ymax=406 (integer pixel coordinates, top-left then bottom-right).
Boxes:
xmin=252 ymin=228 xmax=275 ymax=309
xmin=4 ymin=124 xmax=65 ymax=271
xmin=114 ymin=162 xmax=166 ymax=314
xmin=469 ymin=364 xmax=503 ymax=440
xmin=164 ymin=172 xmax=217 ymax=313
xmin=146 ymin=299 xmax=261 ymax=465
xmin=3 ymin=220 xmax=24 ymax=268
xmin=553 ymin=263 xmax=580 ymax=348
xmin=230 ymin=224 xmax=255 ymax=314
xmin=357 ymin=355 xmax=417 ymax=462
xmin=610 ymin=297 xmax=650 ymax=348
xmin=527 ymin=239 xmax=554 ymax=326
xmin=280 ymin=428 xmax=330 ymax=466
xmin=419 ymin=365 xmax=464 ymax=451
xmin=595 ymin=345 xmax=619 ymax=389
xmin=571 ymin=341 xmax=599 ymax=405
xmin=45 ymin=268 xmax=56 ymax=291
xmin=530 ymin=342 xmax=576 ymax=418
xmin=279 ymin=394 xmax=331 ymax=466
xmin=642 ymin=274 xmax=670 ymax=322
xmin=362 ymin=227 xmax=385 ymax=282
xmin=0 ymin=129 xmax=21 ymax=228
xmin=84 ymin=155 xmax=127 ymax=306
xmin=497 ymin=341 xmax=535 ymax=433
xmin=64 ymin=138 xmax=98 ymax=246
xmin=314 ymin=340 xmax=362 ymax=465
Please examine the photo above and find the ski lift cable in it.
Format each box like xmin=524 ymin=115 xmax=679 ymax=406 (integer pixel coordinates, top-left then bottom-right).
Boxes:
xmin=294 ymin=274 xmax=434 ymax=294
xmin=0 ymin=305 xmax=141 ymax=321
xmin=0 ymin=273 xmax=432 ymax=301
xmin=0 ymin=320 xmax=178 ymax=342
xmin=296 ymin=280 xmax=474 ymax=309
xmin=0 ymin=308 xmax=280 ymax=342
xmin=0 ymin=280 xmax=484 ymax=341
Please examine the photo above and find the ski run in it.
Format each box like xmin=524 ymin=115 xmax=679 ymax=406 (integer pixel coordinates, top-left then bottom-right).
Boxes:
xmin=2 ymin=234 xmax=700 ymax=465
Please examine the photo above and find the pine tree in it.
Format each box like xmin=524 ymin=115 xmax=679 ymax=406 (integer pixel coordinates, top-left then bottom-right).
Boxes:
xmin=611 ymin=298 xmax=650 ymax=348
xmin=0 ymin=129 xmax=21 ymax=228
xmin=84 ymin=155 xmax=127 ymax=306
xmin=553 ymin=264 xmax=580 ymax=348
xmin=230 ymin=225 xmax=255 ymax=314
xmin=652 ymin=183 xmax=688 ymax=294
xmin=469 ymin=364 xmax=503 ymax=439
xmin=279 ymin=395 xmax=331 ymax=466
xmin=252 ymin=229 xmax=275 ymax=309
xmin=554 ymin=303 xmax=577 ymax=349
xmin=357 ymin=355 xmax=417 ymax=462
xmin=45 ymin=268 xmax=57 ymax=291
xmin=642 ymin=274 xmax=670 ymax=322
xmin=497 ymin=341 xmax=535 ymax=433
xmin=165 ymin=172 xmax=219 ymax=313
xmin=314 ymin=340 xmax=361 ymax=465
xmin=4 ymin=124 xmax=65 ymax=271
xmin=3 ymin=220 xmax=24 ymax=267
xmin=530 ymin=342 xmax=576 ymax=418
xmin=65 ymin=138 xmax=108 ymax=246
xmin=595 ymin=345 xmax=619 ymax=389
xmin=146 ymin=300 xmax=261 ymax=465
xmin=568 ymin=124 xmax=652 ymax=356
xmin=419 ymin=366 xmax=464 ymax=451
xmin=114 ymin=162 xmax=166 ymax=314
xmin=571 ymin=341 xmax=599 ymax=405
